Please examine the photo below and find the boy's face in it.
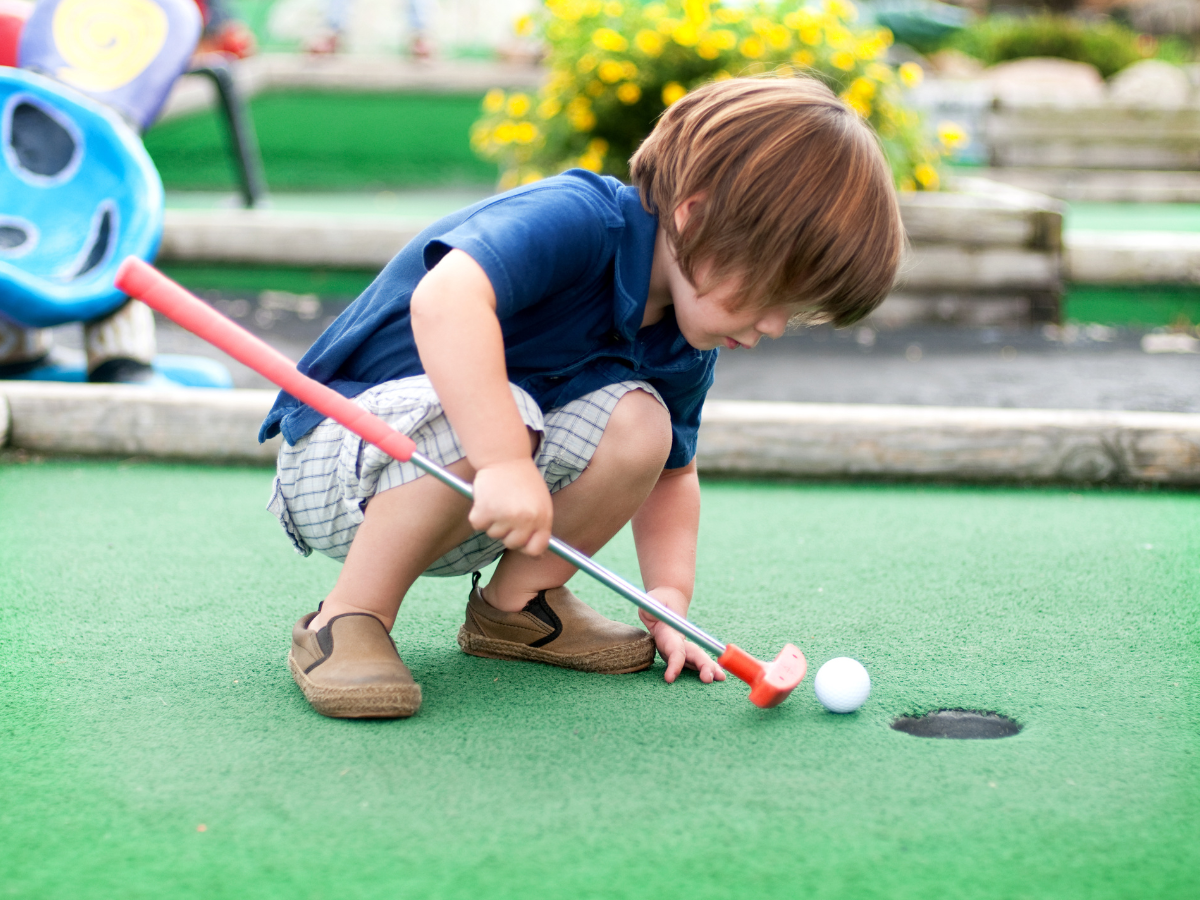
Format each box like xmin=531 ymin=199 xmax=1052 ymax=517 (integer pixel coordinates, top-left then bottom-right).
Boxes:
xmin=667 ymin=261 xmax=797 ymax=351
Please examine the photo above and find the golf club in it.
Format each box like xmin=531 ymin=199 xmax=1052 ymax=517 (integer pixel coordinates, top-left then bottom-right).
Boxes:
xmin=114 ymin=256 xmax=807 ymax=708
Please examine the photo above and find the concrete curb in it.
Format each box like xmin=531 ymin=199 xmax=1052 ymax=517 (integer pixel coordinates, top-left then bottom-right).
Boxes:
xmin=158 ymin=207 xmax=1194 ymax=286
xmin=2 ymin=383 xmax=1197 ymax=485
xmin=1065 ymin=231 xmax=1200 ymax=286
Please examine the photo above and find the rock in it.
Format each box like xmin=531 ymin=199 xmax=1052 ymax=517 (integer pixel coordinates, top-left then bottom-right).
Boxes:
xmin=1129 ymin=0 xmax=1200 ymax=37
xmin=1108 ymin=59 xmax=1193 ymax=107
xmin=927 ymin=48 xmax=985 ymax=79
xmin=984 ymin=57 xmax=1106 ymax=106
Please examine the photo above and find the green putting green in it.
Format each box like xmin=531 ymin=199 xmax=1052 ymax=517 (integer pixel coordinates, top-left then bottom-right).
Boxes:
xmin=144 ymin=92 xmax=497 ymax=191
xmin=1 ymin=461 xmax=1197 ymax=898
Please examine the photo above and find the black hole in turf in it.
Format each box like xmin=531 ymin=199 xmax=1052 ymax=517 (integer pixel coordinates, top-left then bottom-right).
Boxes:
xmin=891 ymin=709 xmax=1021 ymax=740
xmin=9 ymin=101 xmax=77 ymax=178
xmin=74 ymin=208 xmax=112 ymax=278
xmin=0 ymin=224 xmax=28 ymax=249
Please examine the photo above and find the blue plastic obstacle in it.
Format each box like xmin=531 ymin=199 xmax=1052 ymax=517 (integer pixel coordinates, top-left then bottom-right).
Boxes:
xmin=1 ymin=0 xmax=229 ymax=388
xmin=0 ymin=67 xmax=163 ymax=328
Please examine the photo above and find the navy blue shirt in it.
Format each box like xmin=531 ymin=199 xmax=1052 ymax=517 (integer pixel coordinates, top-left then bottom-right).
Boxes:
xmin=259 ymin=170 xmax=717 ymax=469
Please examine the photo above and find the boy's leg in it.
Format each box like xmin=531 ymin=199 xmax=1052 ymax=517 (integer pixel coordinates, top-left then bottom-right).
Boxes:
xmin=482 ymin=388 xmax=673 ymax=610
xmin=308 ymin=425 xmax=540 ymax=633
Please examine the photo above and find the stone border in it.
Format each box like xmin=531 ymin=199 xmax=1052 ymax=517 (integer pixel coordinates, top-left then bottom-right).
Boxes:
xmin=2 ymin=383 xmax=1197 ymax=485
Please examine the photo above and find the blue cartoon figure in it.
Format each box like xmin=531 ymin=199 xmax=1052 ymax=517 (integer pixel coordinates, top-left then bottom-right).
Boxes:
xmin=0 ymin=0 xmax=230 ymax=386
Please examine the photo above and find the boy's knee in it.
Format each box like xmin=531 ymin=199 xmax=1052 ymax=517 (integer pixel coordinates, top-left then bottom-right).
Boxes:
xmin=601 ymin=389 xmax=672 ymax=471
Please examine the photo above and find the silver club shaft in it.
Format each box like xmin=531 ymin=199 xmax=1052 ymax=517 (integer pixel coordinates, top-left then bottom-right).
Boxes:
xmin=409 ymin=450 xmax=727 ymax=656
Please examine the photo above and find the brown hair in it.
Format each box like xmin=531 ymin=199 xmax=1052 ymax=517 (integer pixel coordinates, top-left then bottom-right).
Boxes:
xmin=629 ymin=76 xmax=904 ymax=327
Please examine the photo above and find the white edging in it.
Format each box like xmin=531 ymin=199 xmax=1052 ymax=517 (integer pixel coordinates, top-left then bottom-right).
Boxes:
xmin=1066 ymin=231 xmax=1200 ymax=286
xmin=2 ymin=384 xmax=1198 ymax=484
xmin=698 ymin=400 xmax=1200 ymax=485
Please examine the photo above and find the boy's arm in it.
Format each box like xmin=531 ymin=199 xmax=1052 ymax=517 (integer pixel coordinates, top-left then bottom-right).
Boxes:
xmin=631 ymin=460 xmax=725 ymax=683
xmin=410 ymin=249 xmax=552 ymax=555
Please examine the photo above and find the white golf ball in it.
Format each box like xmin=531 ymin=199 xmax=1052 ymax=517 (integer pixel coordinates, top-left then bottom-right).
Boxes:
xmin=814 ymin=657 xmax=871 ymax=713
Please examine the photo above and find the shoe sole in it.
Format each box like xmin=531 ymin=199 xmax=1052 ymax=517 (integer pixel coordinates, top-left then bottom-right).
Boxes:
xmin=288 ymin=650 xmax=422 ymax=719
xmin=456 ymin=626 xmax=655 ymax=674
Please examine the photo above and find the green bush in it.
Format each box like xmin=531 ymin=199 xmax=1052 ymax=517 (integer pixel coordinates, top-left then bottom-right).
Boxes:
xmin=950 ymin=14 xmax=1185 ymax=78
xmin=472 ymin=0 xmax=947 ymax=192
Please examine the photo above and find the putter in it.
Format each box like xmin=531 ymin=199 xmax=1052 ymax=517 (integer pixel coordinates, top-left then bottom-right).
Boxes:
xmin=114 ymin=257 xmax=807 ymax=708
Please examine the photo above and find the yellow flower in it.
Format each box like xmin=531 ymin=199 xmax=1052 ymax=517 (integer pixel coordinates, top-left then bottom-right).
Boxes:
xmin=766 ymin=24 xmax=791 ymax=49
xmin=514 ymin=14 xmax=534 ymax=37
xmin=798 ymin=25 xmax=821 ymax=45
xmin=513 ymin=122 xmax=538 ymax=143
xmin=866 ymin=62 xmax=893 ymax=83
xmin=506 ymin=93 xmax=531 ymax=117
xmin=483 ymin=89 xmax=505 ymax=114
xmin=712 ymin=69 xmax=731 ymax=80
xmin=899 ymin=61 xmax=923 ymax=88
xmin=644 ymin=2 xmax=667 ymax=19
xmin=521 ymin=169 xmax=544 ymax=185
xmin=622 ymin=61 xmax=638 ymax=78
xmin=825 ymin=23 xmax=853 ymax=49
xmin=831 ymin=50 xmax=855 ymax=70
xmin=587 ymin=137 xmax=609 ymax=154
xmin=697 ymin=35 xmax=722 ymax=59
xmin=783 ymin=10 xmax=815 ymax=29
xmin=537 ymin=98 xmax=562 ymax=119
xmin=751 ymin=16 xmax=773 ymax=35
xmin=825 ymin=0 xmax=859 ymax=21
xmin=592 ymin=28 xmax=628 ymax=52
xmin=672 ymin=21 xmax=699 ymax=46
xmin=848 ymin=77 xmax=875 ymax=101
xmin=635 ymin=29 xmax=664 ymax=56
xmin=499 ymin=170 xmax=520 ymax=191
xmin=656 ymin=17 xmax=677 ymax=35
xmin=774 ymin=63 xmax=794 ymax=77
xmin=914 ymin=163 xmax=939 ymax=189
xmin=604 ymin=1 xmax=623 ymax=15
xmin=937 ymin=120 xmax=969 ymax=150
xmin=791 ymin=49 xmax=816 ymax=67
xmin=661 ymin=81 xmax=686 ymax=106
xmin=568 ymin=109 xmax=596 ymax=132
xmin=683 ymin=0 xmax=711 ymax=27
xmin=739 ymin=36 xmax=764 ymax=58
xmin=616 ymin=82 xmax=641 ymax=104
xmin=494 ymin=121 xmax=517 ymax=144
xmin=579 ymin=151 xmax=604 ymax=171
xmin=598 ymin=60 xmax=625 ymax=83
xmin=577 ymin=53 xmax=598 ymax=73
xmin=714 ymin=7 xmax=744 ymax=24
xmin=586 ymin=79 xmax=605 ymax=96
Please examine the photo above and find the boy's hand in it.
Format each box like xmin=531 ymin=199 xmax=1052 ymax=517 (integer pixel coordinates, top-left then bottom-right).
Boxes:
xmin=470 ymin=458 xmax=554 ymax=556
xmin=638 ymin=587 xmax=726 ymax=684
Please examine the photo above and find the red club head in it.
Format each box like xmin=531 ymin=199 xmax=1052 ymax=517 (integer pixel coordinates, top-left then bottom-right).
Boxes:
xmin=718 ymin=643 xmax=807 ymax=709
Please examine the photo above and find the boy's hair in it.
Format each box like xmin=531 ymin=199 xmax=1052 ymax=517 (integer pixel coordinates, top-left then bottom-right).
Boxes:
xmin=629 ymin=76 xmax=904 ymax=327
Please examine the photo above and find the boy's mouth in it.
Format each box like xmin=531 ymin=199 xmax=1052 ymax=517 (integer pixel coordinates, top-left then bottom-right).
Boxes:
xmin=724 ymin=337 xmax=743 ymax=350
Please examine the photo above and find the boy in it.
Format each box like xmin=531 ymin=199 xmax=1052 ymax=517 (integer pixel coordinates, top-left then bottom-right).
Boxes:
xmin=260 ymin=76 xmax=904 ymax=718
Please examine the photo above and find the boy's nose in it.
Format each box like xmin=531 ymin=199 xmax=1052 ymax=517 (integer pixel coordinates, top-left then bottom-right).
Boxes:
xmin=756 ymin=313 xmax=788 ymax=340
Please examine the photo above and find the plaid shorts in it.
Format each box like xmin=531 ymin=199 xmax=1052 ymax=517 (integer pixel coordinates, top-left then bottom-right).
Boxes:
xmin=267 ymin=375 xmax=665 ymax=576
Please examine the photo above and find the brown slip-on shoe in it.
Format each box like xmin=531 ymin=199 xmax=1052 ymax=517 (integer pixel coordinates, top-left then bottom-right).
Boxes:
xmin=457 ymin=574 xmax=655 ymax=674
xmin=288 ymin=611 xmax=422 ymax=718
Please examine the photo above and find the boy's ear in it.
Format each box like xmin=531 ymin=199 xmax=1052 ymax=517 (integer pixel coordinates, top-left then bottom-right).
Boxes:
xmin=672 ymin=193 xmax=707 ymax=233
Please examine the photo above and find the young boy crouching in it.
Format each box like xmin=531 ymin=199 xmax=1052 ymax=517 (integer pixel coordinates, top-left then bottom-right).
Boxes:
xmin=258 ymin=76 xmax=904 ymax=718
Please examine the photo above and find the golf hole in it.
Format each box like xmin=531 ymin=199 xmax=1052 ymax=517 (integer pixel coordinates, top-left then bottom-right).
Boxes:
xmin=891 ymin=709 xmax=1021 ymax=740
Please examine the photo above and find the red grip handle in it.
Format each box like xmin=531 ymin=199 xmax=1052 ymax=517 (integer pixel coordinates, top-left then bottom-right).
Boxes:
xmin=114 ymin=257 xmax=417 ymax=463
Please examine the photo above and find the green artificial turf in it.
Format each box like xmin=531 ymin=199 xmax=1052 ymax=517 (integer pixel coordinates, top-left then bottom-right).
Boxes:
xmin=1065 ymin=284 xmax=1200 ymax=328
xmin=1 ymin=462 xmax=1197 ymax=899
xmin=158 ymin=262 xmax=379 ymax=300
xmin=144 ymin=92 xmax=497 ymax=192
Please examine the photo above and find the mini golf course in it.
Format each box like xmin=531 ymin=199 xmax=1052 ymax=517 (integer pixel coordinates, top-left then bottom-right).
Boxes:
xmin=1 ymin=460 xmax=1196 ymax=898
